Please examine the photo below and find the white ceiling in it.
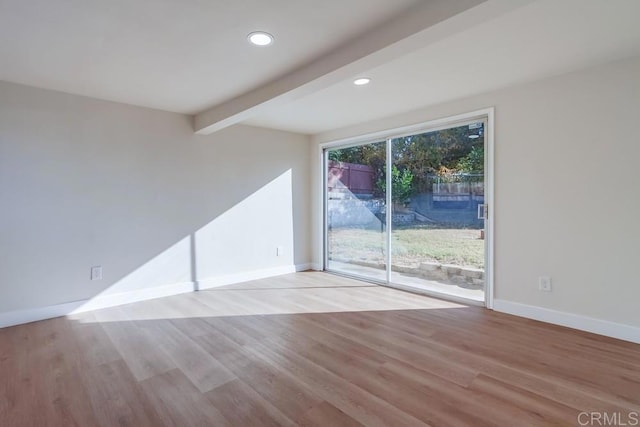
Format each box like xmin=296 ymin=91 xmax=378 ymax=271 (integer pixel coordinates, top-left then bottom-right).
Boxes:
xmin=245 ymin=0 xmax=640 ymax=134
xmin=2 ymin=0 xmax=640 ymax=136
xmin=0 ymin=0 xmax=419 ymax=114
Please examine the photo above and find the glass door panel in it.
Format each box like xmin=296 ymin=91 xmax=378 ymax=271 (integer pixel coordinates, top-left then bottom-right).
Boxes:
xmin=389 ymin=122 xmax=486 ymax=302
xmin=326 ymin=141 xmax=387 ymax=282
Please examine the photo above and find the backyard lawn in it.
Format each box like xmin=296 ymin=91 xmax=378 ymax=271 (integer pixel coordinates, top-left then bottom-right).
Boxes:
xmin=328 ymin=225 xmax=484 ymax=269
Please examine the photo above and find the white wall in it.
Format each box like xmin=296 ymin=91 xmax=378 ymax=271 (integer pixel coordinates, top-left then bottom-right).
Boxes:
xmin=313 ymin=56 xmax=640 ymax=333
xmin=0 ymin=81 xmax=311 ymax=318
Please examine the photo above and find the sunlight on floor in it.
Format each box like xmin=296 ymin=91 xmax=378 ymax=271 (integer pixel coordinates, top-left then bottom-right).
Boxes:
xmin=69 ymin=272 xmax=468 ymax=323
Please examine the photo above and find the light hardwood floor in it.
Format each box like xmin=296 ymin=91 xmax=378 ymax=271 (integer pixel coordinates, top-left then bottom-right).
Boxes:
xmin=1 ymin=272 xmax=638 ymax=426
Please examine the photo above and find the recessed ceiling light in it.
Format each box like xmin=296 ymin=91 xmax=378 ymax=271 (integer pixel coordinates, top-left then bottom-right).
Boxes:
xmin=248 ymin=31 xmax=274 ymax=46
xmin=353 ymin=77 xmax=371 ymax=86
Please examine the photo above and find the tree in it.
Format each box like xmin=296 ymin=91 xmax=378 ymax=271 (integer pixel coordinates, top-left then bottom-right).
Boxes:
xmin=457 ymin=146 xmax=484 ymax=173
xmin=377 ymin=165 xmax=413 ymax=205
xmin=391 ymin=125 xmax=483 ymax=192
xmin=327 ymin=122 xmax=483 ymax=196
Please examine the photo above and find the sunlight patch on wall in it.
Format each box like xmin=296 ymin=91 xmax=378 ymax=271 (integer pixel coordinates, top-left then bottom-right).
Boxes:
xmin=70 ymin=170 xmax=296 ymax=314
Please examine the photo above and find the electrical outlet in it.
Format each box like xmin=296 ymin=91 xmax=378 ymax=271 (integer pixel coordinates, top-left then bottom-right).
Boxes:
xmin=539 ymin=276 xmax=552 ymax=292
xmin=276 ymin=246 xmax=284 ymax=256
xmin=91 ymin=266 xmax=102 ymax=281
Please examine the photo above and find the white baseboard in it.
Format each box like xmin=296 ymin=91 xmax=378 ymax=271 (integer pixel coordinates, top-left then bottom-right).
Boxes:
xmin=0 ymin=263 xmax=312 ymax=328
xmin=309 ymin=262 xmax=323 ymax=271
xmin=295 ymin=263 xmax=316 ymax=272
xmin=75 ymin=281 xmax=195 ymax=313
xmin=198 ymin=263 xmax=311 ymax=290
xmin=493 ymin=299 xmax=640 ymax=344
xmin=0 ymin=300 xmax=89 ymax=329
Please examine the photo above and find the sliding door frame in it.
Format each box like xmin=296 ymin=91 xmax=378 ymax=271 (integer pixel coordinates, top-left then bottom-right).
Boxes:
xmin=319 ymin=108 xmax=495 ymax=309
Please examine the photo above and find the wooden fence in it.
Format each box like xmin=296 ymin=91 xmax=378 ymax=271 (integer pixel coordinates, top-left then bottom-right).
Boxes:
xmin=327 ymin=160 xmax=375 ymax=195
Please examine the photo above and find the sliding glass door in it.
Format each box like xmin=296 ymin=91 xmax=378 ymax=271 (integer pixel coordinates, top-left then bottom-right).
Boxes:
xmin=324 ymin=118 xmax=488 ymax=304
xmin=326 ymin=141 xmax=387 ymax=282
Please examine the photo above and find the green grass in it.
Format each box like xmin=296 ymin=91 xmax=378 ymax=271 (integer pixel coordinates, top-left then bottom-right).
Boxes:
xmin=328 ymin=226 xmax=484 ymax=269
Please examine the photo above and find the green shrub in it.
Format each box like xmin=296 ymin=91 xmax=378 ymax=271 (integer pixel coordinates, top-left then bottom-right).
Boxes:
xmin=457 ymin=146 xmax=484 ymax=173
xmin=377 ymin=165 xmax=414 ymax=204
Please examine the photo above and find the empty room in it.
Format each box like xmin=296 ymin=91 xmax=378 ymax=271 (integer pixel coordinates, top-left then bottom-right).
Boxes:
xmin=1 ymin=0 xmax=639 ymax=426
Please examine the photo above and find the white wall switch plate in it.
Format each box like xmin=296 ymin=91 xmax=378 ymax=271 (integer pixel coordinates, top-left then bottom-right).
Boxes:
xmin=539 ymin=276 xmax=552 ymax=292
xmin=276 ymin=246 xmax=284 ymax=256
xmin=91 ymin=266 xmax=103 ymax=281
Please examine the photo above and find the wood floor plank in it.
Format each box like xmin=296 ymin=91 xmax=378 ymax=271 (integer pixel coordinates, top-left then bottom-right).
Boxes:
xmin=285 ymin=311 xmax=479 ymax=387
xmin=268 ymin=329 xmax=486 ymax=426
xmin=5 ymin=318 xmax=99 ymax=426
xmin=327 ymin=307 xmax=640 ymax=413
xmin=92 ymin=306 xmax=176 ymax=381
xmin=226 ymin=312 xmax=534 ymax=427
xmin=207 ymin=316 xmax=431 ymax=427
xmin=430 ymin=328 xmax=640 ymax=406
xmin=0 ymin=271 xmax=638 ymax=427
xmin=80 ymin=359 xmax=164 ymax=427
xmin=205 ymin=378 xmax=297 ymax=427
xmin=195 ymin=328 xmax=325 ymax=422
xmin=132 ymin=318 xmax=236 ymax=393
xmin=467 ymin=373 xmax=581 ymax=426
xmin=0 ymin=325 xmax=18 ymax=421
xmin=298 ymin=401 xmax=365 ymax=427
xmin=139 ymin=369 xmax=232 ymax=427
xmin=67 ymin=313 xmax=122 ymax=368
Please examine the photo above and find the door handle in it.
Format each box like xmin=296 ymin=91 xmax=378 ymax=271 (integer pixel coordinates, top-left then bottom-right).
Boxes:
xmin=478 ymin=204 xmax=488 ymax=220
